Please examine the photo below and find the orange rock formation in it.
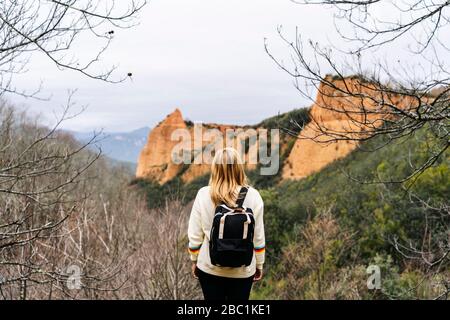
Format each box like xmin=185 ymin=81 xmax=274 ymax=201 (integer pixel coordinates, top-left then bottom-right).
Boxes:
xmin=135 ymin=108 xmax=187 ymax=184
xmin=282 ymin=75 xmax=412 ymax=179
xmin=137 ymin=76 xmax=411 ymax=183
xmin=135 ymin=110 xmax=258 ymax=183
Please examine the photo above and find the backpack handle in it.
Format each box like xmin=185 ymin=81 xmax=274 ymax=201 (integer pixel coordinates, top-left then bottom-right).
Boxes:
xmin=218 ymin=211 xmax=252 ymax=240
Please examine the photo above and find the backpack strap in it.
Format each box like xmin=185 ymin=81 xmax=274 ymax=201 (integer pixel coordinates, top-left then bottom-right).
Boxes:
xmin=235 ymin=186 xmax=248 ymax=208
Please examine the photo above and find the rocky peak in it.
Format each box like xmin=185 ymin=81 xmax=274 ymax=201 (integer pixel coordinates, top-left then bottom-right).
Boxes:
xmin=163 ymin=108 xmax=183 ymax=125
xmin=135 ymin=108 xmax=187 ymax=184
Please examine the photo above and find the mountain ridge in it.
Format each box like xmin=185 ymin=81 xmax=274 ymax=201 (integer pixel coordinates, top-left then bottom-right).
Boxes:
xmin=136 ymin=75 xmax=412 ymax=184
xmin=69 ymin=126 xmax=150 ymax=164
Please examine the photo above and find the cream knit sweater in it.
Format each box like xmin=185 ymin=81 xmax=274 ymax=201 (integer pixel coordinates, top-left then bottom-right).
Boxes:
xmin=188 ymin=186 xmax=265 ymax=278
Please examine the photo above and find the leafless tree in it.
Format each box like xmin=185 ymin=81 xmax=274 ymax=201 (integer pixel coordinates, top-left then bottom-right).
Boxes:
xmin=0 ymin=0 xmax=146 ymax=99
xmin=0 ymin=100 xmax=200 ymax=299
xmin=0 ymin=1 xmax=204 ymax=300
xmin=120 ymin=200 xmax=202 ymax=300
xmin=0 ymin=97 xmax=109 ymax=299
xmin=266 ymin=0 xmax=449 ymax=183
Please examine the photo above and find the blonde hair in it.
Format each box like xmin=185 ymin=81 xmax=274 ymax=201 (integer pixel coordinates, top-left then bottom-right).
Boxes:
xmin=209 ymin=147 xmax=248 ymax=207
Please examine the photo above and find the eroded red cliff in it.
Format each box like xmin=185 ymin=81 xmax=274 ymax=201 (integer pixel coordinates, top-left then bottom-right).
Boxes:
xmin=135 ymin=108 xmax=187 ymax=184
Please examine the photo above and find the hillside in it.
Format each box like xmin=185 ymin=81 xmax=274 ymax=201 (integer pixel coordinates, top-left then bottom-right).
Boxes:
xmin=254 ymin=124 xmax=449 ymax=299
xmin=130 ymin=75 xmax=448 ymax=299
xmin=131 ymin=100 xmax=449 ymax=299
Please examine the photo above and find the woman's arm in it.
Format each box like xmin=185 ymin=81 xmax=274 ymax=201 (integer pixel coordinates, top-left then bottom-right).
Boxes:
xmin=253 ymin=192 xmax=266 ymax=271
xmin=187 ymin=190 xmax=205 ymax=262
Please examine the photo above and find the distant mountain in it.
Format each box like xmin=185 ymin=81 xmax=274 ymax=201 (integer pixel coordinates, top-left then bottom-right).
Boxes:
xmin=69 ymin=127 xmax=150 ymax=167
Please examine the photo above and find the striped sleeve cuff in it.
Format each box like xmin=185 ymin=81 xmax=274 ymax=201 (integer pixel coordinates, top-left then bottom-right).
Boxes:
xmin=188 ymin=245 xmax=201 ymax=261
xmin=254 ymin=245 xmax=265 ymax=268
xmin=254 ymin=245 xmax=265 ymax=254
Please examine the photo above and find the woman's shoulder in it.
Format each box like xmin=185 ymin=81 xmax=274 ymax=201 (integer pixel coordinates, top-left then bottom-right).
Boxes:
xmin=246 ymin=186 xmax=263 ymax=202
xmin=193 ymin=186 xmax=211 ymax=206
xmin=197 ymin=185 xmax=211 ymax=196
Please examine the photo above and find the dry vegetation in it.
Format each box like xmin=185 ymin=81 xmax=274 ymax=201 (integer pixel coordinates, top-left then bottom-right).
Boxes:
xmin=0 ymin=101 xmax=200 ymax=299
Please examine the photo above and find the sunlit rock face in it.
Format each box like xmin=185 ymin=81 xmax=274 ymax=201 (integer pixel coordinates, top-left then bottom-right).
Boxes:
xmin=283 ymin=75 xmax=413 ymax=179
xmin=136 ymin=109 xmax=257 ymax=184
xmin=136 ymin=108 xmax=187 ymax=184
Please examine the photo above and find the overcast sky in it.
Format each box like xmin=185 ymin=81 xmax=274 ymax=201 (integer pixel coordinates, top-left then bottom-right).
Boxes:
xmin=8 ymin=0 xmax=444 ymax=132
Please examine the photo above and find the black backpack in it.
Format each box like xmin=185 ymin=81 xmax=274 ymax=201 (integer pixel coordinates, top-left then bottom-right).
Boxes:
xmin=209 ymin=187 xmax=255 ymax=267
